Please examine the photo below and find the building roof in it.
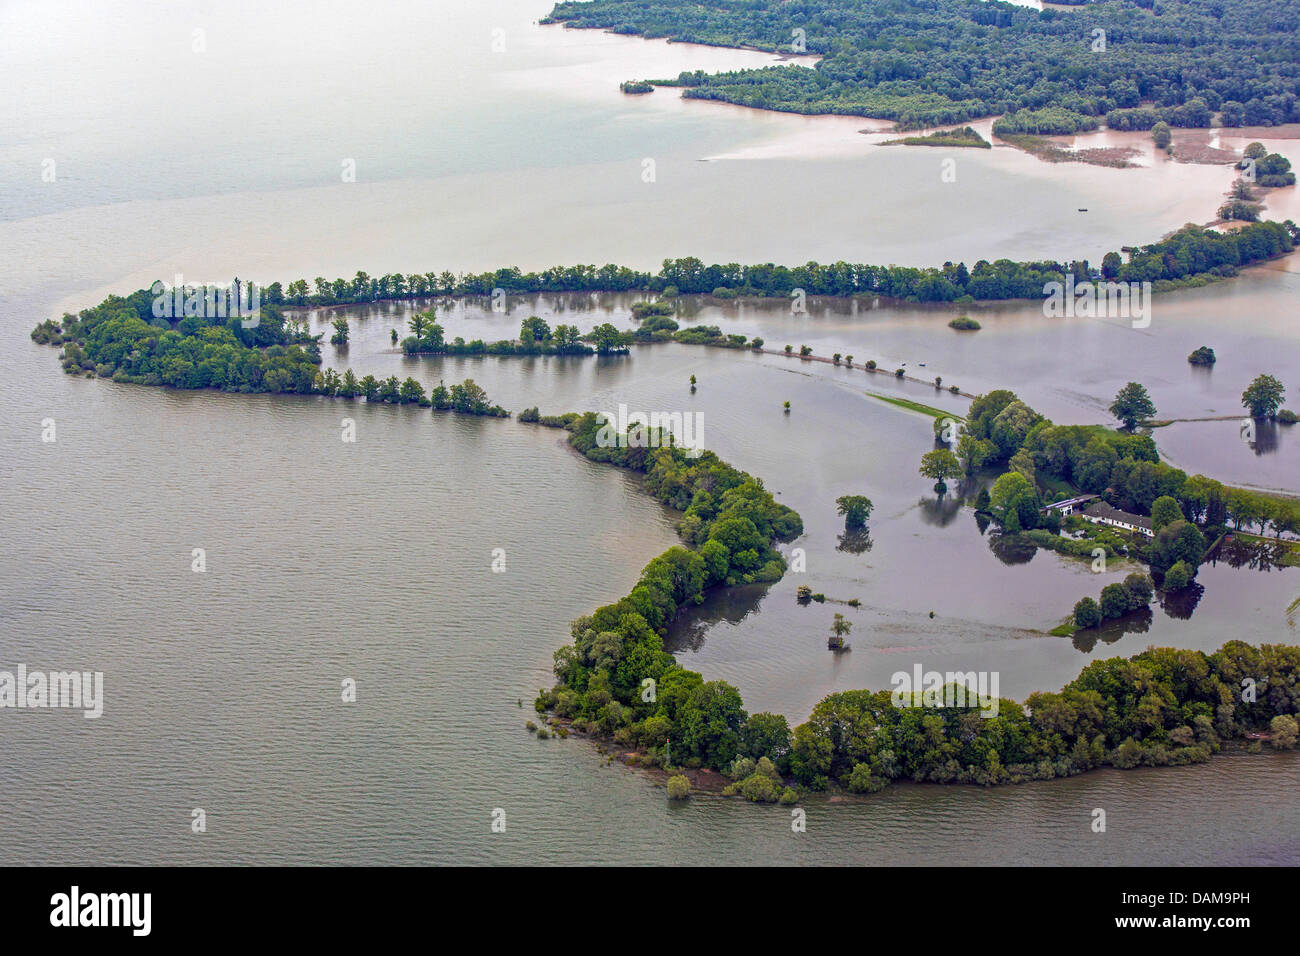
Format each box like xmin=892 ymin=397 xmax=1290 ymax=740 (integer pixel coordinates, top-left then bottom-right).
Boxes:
xmin=1083 ymin=502 xmax=1152 ymax=530
xmin=1044 ymin=493 xmax=1099 ymax=511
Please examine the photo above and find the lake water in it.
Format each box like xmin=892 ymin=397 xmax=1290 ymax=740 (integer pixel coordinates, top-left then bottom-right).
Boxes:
xmin=1 ymin=0 xmax=1297 ymax=865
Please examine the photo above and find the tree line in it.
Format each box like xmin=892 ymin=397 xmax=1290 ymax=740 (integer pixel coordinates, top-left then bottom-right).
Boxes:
xmin=238 ymin=221 xmax=1294 ymax=308
xmin=545 ymin=0 xmax=1300 ymax=130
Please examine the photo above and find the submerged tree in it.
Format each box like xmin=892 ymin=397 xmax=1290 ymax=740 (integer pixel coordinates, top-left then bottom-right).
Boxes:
xmin=919 ymin=448 xmax=963 ymax=493
xmin=835 ymin=495 xmax=874 ymax=530
xmin=829 ymin=613 xmax=852 ymax=650
xmin=1242 ymin=374 xmax=1285 ymax=418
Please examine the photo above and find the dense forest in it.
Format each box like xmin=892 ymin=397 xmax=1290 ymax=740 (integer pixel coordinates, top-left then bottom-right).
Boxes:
xmin=533 ymin=412 xmax=1299 ymax=795
xmin=184 ymin=220 xmax=1295 ymax=309
xmin=545 ymin=0 xmax=1300 ymax=130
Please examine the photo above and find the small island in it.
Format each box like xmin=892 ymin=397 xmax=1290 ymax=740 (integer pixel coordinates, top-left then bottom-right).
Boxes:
xmin=948 ymin=316 xmax=981 ymax=331
xmin=882 ymin=126 xmax=990 ymax=149
xmin=1188 ymin=345 xmax=1217 ymax=366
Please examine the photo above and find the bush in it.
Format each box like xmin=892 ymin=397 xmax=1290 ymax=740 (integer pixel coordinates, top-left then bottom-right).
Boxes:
xmin=948 ymin=315 xmax=981 ymax=331
xmin=728 ymin=756 xmax=756 ymax=780
xmin=1112 ymin=738 xmax=1143 ymax=769
xmin=846 ymin=762 xmax=886 ymax=793
xmin=736 ymin=771 xmax=781 ymax=802
xmin=1163 ymin=560 xmax=1192 ymax=590
xmin=1270 ymin=715 xmax=1299 ymax=750
xmin=865 ymin=360 xmax=877 ymax=369
xmin=666 ymin=774 xmax=691 ymax=799
xmin=1278 ymin=409 xmax=1297 ymax=425
xmin=1073 ymin=596 xmax=1101 ymax=628
xmin=1099 ymin=582 xmax=1131 ymax=619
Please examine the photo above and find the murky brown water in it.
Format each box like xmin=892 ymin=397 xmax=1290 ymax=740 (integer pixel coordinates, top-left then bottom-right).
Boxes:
xmin=1 ymin=0 xmax=1297 ymax=865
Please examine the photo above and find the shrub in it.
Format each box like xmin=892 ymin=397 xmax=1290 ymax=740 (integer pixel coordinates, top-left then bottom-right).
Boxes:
xmin=1270 ymin=715 xmax=1299 ymax=750
xmin=666 ymin=774 xmax=691 ymax=799
xmin=865 ymin=360 xmax=877 ymax=370
xmin=1163 ymin=560 xmax=1192 ymax=590
xmin=1073 ymin=597 xmax=1101 ymax=628
xmin=1100 ymin=582 xmax=1131 ymax=619
xmin=1279 ymin=409 xmax=1298 ymax=425
xmin=728 ymin=756 xmax=756 ymax=780
xmin=846 ymin=762 xmax=886 ymax=793
xmin=1112 ymin=738 xmax=1143 ymax=769
xmin=736 ymin=771 xmax=781 ymax=802
xmin=948 ymin=316 xmax=981 ymax=331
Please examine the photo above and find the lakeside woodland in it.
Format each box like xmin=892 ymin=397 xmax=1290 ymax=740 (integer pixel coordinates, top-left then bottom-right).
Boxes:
xmin=527 ymin=413 xmax=1298 ymax=798
xmin=544 ymin=0 xmax=1300 ymax=131
xmin=32 ymin=282 xmax=1300 ymax=802
xmin=50 ymin=221 xmax=1294 ymax=315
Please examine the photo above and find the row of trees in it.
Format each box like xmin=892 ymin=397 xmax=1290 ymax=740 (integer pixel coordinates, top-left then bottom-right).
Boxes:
xmin=546 ymin=0 xmax=1300 ymax=129
xmin=397 ymin=309 xmax=626 ymax=357
xmin=1072 ymin=572 xmax=1154 ymax=629
xmin=32 ymin=288 xmax=508 ymax=414
xmin=538 ymin=413 xmax=804 ymax=772
xmin=197 ymin=221 xmax=1296 ymax=311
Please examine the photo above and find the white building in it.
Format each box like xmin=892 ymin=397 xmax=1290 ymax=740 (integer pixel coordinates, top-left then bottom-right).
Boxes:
xmin=1081 ymin=502 xmax=1154 ymax=538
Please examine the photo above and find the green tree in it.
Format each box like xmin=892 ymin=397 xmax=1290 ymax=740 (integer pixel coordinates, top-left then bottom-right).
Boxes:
xmin=1241 ymin=374 xmax=1285 ymax=418
xmin=1151 ymin=520 xmax=1207 ymax=574
xmin=1163 ymin=560 xmax=1192 ymax=590
xmin=1150 ymin=495 xmax=1183 ymax=531
xmin=520 ymin=316 xmax=552 ymax=343
xmin=1152 ymin=121 xmax=1171 ymax=149
xmin=330 ymin=318 xmax=349 ymax=345
xmin=1270 ymin=715 xmax=1299 ymax=750
xmin=829 ymin=613 xmax=851 ymax=649
xmin=989 ymin=471 xmax=1037 ymax=531
xmin=835 ymin=495 xmax=874 ymax=529
xmin=408 ymin=309 xmax=432 ymax=340
xmin=1099 ymin=583 xmax=1131 ymax=619
xmin=919 ymin=448 xmax=962 ymax=492
xmin=1073 ymin=597 xmax=1101 ymax=628
xmin=588 ymin=322 xmax=628 ymax=354
xmin=1122 ymin=572 xmax=1153 ymax=610
xmin=1109 ymin=382 xmax=1156 ymax=430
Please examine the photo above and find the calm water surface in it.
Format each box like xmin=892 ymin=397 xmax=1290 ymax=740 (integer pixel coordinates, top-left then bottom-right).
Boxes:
xmin=1 ymin=0 xmax=1297 ymax=865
